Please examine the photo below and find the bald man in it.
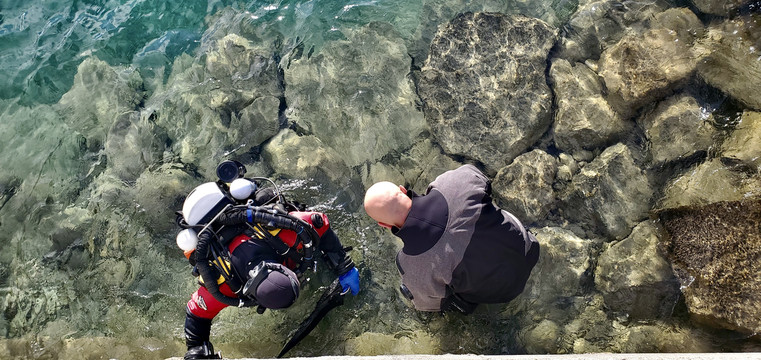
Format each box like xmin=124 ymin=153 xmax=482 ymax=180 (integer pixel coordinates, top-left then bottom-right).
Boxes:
xmin=364 ymin=164 xmax=539 ymax=314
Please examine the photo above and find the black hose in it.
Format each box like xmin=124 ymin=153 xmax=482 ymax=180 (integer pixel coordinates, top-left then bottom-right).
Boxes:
xmin=193 ymin=204 xmax=320 ymax=305
xmin=195 ymin=230 xmax=257 ymax=308
xmin=217 ymin=206 xmax=318 ymax=272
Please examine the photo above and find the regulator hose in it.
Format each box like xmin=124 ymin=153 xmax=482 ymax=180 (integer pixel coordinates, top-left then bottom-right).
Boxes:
xmin=217 ymin=206 xmax=319 ymax=273
xmin=195 ymin=230 xmax=258 ymax=308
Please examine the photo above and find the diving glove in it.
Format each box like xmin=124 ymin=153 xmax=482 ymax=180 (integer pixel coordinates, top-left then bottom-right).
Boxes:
xmin=339 ymin=266 xmax=360 ymax=296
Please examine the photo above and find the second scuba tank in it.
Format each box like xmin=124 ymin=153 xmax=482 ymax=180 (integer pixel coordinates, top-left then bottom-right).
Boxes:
xmin=176 ymin=229 xmax=199 ymax=259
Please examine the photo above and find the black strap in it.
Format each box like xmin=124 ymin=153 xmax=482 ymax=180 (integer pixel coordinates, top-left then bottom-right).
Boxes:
xmin=250 ymin=224 xmax=305 ymax=265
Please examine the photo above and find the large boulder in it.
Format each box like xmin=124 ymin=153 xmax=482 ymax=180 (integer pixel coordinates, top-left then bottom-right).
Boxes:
xmin=658 ymin=159 xmax=761 ymax=209
xmin=690 ymin=0 xmax=750 ymax=16
xmin=638 ymin=94 xmax=717 ymax=165
xmin=285 ymin=22 xmax=426 ymax=168
xmin=515 ymin=227 xmax=596 ymax=314
xmin=599 ymin=8 xmax=704 ymax=118
xmin=203 ymin=33 xmax=282 ymax=111
xmin=595 ymin=221 xmax=680 ymax=319
xmin=0 ymin=102 xmax=90 ymax=245
xmin=555 ymin=0 xmax=672 ymax=62
xmin=150 ymin=34 xmax=282 ymax=178
xmin=133 ymin=164 xmax=197 ymax=236
xmin=104 ymin=111 xmax=170 ymax=182
xmin=559 ymin=143 xmax=653 ymax=239
xmin=360 ymin=139 xmax=461 ymax=193
xmin=262 ymin=129 xmax=352 ymax=188
xmin=657 ymin=197 xmax=761 ymax=335
xmin=345 ymin=331 xmax=439 ymax=355
xmin=611 ymin=324 xmax=713 ymax=353
xmin=409 ymin=1 xmax=576 ymax=66
xmin=418 ymin=12 xmax=557 ymax=173
xmin=696 ymin=15 xmax=761 ymax=111
xmin=56 ymin=58 xmax=145 ymax=145
xmin=721 ymin=111 xmax=761 ymax=173
xmin=492 ymin=149 xmax=558 ymax=225
xmin=550 ymin=59 xmax=629 ymax=154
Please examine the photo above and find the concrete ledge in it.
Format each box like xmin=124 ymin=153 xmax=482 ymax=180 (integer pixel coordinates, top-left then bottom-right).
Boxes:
xmin=169 ymin=353 xmax=761 ymax=360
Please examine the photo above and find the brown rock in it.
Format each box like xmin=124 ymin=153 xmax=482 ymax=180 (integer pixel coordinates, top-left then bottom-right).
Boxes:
xmin=657 ymin=197 xmax=761 ymax=334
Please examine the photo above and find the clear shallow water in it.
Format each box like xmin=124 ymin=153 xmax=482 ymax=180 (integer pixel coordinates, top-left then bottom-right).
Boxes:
xmin=1 ymin=0 xmax=576 ymax=106
xmin=0 ymin=0 xmax=760 ymax=359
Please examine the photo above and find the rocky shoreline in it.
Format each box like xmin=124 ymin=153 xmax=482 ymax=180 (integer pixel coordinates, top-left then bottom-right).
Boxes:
xmin=0 ymin=0 xmax=759 ymax=358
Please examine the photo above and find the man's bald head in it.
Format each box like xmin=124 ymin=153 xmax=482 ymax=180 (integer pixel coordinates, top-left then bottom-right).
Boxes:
xmin=363 ymin=181 xmax=412 ymax=229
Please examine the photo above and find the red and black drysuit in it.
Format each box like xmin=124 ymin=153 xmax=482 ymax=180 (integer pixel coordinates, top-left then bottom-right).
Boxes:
xmin=183 ymin=209 xmax=354 ymax=351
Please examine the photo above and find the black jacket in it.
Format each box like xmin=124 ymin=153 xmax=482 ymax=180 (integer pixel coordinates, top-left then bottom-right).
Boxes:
xmin=394 ymin=165 xmax=539 ymax=312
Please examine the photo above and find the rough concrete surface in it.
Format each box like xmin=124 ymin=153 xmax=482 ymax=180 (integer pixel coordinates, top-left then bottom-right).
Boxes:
xmin=167 ymin=353 xmax=761 ymax=360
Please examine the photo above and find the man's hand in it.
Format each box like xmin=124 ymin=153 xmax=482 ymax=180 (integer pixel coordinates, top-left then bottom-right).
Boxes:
xmin=339 ymin=266 xmax=360 ymax=296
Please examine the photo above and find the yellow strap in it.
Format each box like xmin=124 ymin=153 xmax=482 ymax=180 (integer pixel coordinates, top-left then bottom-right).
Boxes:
xmin=252 ymin=224 xmax=281 ymax=238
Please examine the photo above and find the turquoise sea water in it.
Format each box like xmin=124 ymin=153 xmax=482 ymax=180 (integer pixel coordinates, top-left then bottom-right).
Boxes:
xmin=1 ymin=0 xmax=761 ymax=359
xmin=1 ymin=0 xmax=575 ymax=106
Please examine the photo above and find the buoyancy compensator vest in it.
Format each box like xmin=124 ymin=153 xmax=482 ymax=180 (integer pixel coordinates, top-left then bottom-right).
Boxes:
xmin=174 ymin=163 xmax=323 ymax=309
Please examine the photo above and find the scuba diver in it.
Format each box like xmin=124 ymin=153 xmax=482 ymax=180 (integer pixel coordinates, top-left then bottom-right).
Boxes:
xmin=175 ymin=160 xmax=360 ymax=359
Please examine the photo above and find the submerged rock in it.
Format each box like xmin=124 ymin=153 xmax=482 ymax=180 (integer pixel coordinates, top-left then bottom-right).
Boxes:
xmin=638 ymin=94 xmax=717 ymax=165
xmin=361 ymin=139 xmax=461 ymax=192
xmin=523 ymin=318 xmax=561 ymax=353
xmin=658 ymin=158 xmax=761 ymax=209
xmin=517 ymin=227 xmax=595 ymax=313
xmin=556 ymin=0 xmax=672 ymax=62
xmin=134 ymin=164 xmax=197 ymax=236
xmin=595 ymin=221 xmax=680 ymax=319
xmin=56 ymin=58 xmax=145 ymax=145
xmin=0 ymin=102 xmax=91 ymax=249
xmin=204 ymin=33 xmax=282 ymax=111
xmin=104 ymin=111 xmax=170 ymax=182
xmin=690 ymin=0 xmax=751 ymax=16
xmin=409 ymin=0 xmax=577 ymax=66
xmin=599 ymin=8 xmax=704 ymax=118
xmin=696 ymin=15 xmax=761 ymax=111
xmin=262 ymin=129 xmax=351 ymax=187
xmin=550 ymin=59 xmax=629 ymax=154
xmin=418 ymin=12 xmax=557 ymax=173
xmin=612 ymin=323 xmax=714 ymax=353
xmin=151 ymin=33 xmax=282 ymax=178
xmin=721 ymin=111 xmax=761 ymax=173
xmin=345 ymin=331 xmax=440 ymax=355
xmin=285 ymin=22 xmax=426 ymax=168
xmin=559 ymin=143 xmax=653 ymax=239
xmin=493 ymin=149 xmax=558 ymax=225
xmin=657 ymin=197 xmax=761 ymax=335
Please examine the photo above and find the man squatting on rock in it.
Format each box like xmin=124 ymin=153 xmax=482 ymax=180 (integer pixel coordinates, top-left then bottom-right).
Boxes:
xmin=364 ymin=164 xmax=539 ymax=313
xmin=178 ymin=174 xmax=359 ymax=359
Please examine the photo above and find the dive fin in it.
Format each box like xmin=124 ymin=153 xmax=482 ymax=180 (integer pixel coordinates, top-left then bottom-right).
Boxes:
xmin=277 ymin=278 xmax=345 ymax=358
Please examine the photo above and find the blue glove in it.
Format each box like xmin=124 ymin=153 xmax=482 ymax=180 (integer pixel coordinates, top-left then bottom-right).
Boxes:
xmin=338 ymin=267 xmax=360 ymax=296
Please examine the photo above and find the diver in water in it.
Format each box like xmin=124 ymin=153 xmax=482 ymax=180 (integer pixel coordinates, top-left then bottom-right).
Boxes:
xmin=176 ymin=160 xmax=360 ymax=359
